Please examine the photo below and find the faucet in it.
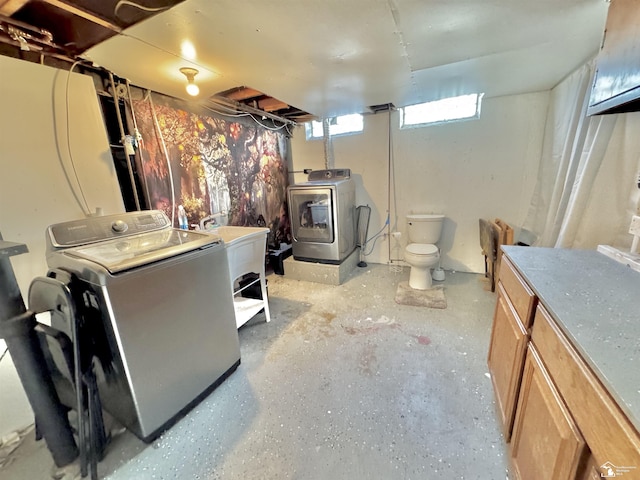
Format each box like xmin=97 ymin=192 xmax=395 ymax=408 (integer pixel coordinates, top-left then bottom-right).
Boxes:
xmin=199 ymin=211 xmax=228 ymax=230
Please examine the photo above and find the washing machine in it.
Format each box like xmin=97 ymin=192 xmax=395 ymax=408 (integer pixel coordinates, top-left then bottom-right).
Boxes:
xmin=44 ymin=210 xmax=240 ymax=442
xmin=287 ymin=169 xmax=356 ymax=264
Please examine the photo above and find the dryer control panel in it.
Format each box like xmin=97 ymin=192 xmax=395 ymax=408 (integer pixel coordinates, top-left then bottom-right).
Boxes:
xmin=308 ymin=169 xmax=351 ymax=181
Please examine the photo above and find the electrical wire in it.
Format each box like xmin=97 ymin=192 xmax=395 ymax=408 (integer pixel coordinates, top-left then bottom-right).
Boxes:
xmin=284 ymin=123 xmax=295 ymax=137
xmin=363 ymin=214 xmax=390 ymax=256
xmin=202 ymin=105 xmax=252 ymax=119
xmin=387 ymin=107 xmax=392 ymax=262
xmin=64 ymin=60 xmax=92 ymax=216
xmin=114 ymin=0 xmax=169 ymax=17
xmin=363 ymin=234 xmax=385 ymax=257
xmin=248 ymin=114 xmax=291 ymax=131
xmin=202 ymin=102 xmax=291 ymax=133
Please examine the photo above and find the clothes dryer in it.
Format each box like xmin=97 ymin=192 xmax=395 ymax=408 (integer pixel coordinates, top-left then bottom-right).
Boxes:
xmin=287 ymin=169 xmax=356 ymax=264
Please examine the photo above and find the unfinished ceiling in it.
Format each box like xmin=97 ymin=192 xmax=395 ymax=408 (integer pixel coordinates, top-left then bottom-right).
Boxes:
xmin=1 ymin=0 xmax=610 ymax=122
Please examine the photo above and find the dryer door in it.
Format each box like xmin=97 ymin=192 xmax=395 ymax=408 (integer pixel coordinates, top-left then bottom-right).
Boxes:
xmin=289 ymin=187 xmax=334 ymax=243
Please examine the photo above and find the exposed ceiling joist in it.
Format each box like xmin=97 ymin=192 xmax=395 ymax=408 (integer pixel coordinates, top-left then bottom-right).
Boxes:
xmin=208 ymin=95 xmax=297 ymax=126
xmin=222 ymin=87 xmax=264 ymax=102
xmin=215 ymin=85 xmax=309 ymax=122
xmin=0 ymin=0 xmax=28 ymax=16
xmin=0 ymin=1 xmax=311 ymax=122
xmin=41 ymin=0 xmax=121 ymax=33
xmin=257 ymin=97 xmax=289 ymax=113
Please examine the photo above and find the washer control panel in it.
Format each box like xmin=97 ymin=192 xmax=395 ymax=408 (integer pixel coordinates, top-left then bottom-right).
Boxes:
xmin=48 ymin=210 xmax=171 ymax=248
xmin=111 ymin=220 xmax=128 ymax=233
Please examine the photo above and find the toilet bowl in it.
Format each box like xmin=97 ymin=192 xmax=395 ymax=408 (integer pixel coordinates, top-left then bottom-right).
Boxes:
xmin=404 ymin=214 xmax=444 ymax=290
xmin=405 ymin=243 xmax=440 ymax=289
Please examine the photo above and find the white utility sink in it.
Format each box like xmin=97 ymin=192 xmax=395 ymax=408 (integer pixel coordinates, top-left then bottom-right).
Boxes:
xmin=205 ymin=226 xmax=271 ymax=328
xmin=215 ymin=226 xmax=268 ymax=246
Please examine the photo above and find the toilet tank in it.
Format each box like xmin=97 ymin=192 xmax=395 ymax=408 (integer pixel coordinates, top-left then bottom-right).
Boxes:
xmin=406 ymin=214 xmax=444 ymax=243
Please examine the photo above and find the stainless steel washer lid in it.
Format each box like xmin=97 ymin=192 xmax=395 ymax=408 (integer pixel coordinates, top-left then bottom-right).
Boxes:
xmin=62 ymin=229 xmax=222 ymax=274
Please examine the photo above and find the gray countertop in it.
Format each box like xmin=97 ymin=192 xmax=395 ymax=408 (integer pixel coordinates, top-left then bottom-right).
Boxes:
xmin=502 ymin=246 xmax=640 ymax=431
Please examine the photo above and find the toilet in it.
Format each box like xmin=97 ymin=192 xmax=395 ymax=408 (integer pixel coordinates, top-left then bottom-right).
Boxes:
xmin=405 ymin=214 xmax=445 ymax=290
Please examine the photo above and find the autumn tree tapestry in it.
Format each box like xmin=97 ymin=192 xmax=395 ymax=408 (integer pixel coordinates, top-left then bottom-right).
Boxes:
xmin=132 ymin=94 xmax=291 ymax=248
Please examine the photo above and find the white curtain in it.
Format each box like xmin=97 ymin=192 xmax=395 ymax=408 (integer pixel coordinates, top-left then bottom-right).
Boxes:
xmin=524 ymin=61 xmax=640 ymax=250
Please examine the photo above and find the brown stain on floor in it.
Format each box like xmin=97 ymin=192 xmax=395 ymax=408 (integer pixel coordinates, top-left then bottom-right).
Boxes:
xmin=285 ymin=310 xmax=338 ymax=340
xmin=267 ymin=311 xmax=338 ymax=362
xmin=341 ymin=321 xmax=431 ymax=347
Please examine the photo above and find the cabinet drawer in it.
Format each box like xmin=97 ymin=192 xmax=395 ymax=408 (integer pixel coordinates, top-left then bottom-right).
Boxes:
xmin=532 ymin=305 xmax=640 ymax=470
xmin=498 ymin=256 xmax=536 ymax=328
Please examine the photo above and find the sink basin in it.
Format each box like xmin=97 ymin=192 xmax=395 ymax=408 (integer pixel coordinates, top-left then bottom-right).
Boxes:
xmin=214 ymin=226 xmax=269 ymax=246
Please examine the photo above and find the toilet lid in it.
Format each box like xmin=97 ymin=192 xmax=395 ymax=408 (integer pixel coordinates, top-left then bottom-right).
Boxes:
xmin=406 ymin=244 xmax=438 ymax=255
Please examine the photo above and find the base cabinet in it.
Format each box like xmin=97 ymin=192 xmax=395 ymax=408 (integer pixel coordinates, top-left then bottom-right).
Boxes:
xmin=488 ymin=250 xmax=640 ymax=480
xmin=510 ymin=346 xmax=585 ymax=480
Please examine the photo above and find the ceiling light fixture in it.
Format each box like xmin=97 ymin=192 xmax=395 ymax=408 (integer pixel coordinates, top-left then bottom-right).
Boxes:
xmin=179 ymin=67 xmax=200 ymax=96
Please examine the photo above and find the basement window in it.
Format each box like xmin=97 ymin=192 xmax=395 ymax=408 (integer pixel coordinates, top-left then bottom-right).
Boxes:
xmin=399 ymin=93 xmax=484 ymax=129
xmin=305 ymin=114 xmax=364 ymax=140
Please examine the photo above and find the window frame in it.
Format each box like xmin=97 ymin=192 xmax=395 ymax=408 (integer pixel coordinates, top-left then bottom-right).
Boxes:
xmin=399 ymin=93 xmax=484 ymax=129
xmin=305 ymin=113 xmax=364 ymax=140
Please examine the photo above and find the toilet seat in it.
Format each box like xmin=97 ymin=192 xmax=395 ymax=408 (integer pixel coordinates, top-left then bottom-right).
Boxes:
xmin=406 ymin=243 xmax=438 ymax=256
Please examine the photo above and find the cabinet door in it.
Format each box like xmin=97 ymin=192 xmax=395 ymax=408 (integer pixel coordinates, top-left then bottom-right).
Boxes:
xmin=588 ymin=0 xmax=640 ymax=114
xmin=510 ymin=346 xmax=585 ymax=480
xmin=487 ymin=282 xmax=528 ymax=440
xmin=532 ymin=304 xmax=640 ymax=474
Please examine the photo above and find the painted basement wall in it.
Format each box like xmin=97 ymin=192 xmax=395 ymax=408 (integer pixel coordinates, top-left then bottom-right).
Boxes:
xmin=291 ymin=92 xmax=549 ymax=273
xmin=0 ymin=55 xmax=124 ymax=437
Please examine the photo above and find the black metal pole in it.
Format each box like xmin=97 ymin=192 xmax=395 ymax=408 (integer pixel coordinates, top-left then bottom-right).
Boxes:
xmin=0 ymin=235 xmax=78 ymax=467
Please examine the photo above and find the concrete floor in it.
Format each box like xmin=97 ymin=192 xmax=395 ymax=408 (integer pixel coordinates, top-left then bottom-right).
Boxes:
xmin=0 ymin=264 xmax=510 ymax=480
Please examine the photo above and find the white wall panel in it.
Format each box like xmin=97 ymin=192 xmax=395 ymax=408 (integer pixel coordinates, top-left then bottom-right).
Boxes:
xmin=291 ymin=91 xmax=549 ymax=273
xmin=0 ymin=56 xmax=124 ymax=437
xmin=0 ymin=56 xmax=124 ymax=297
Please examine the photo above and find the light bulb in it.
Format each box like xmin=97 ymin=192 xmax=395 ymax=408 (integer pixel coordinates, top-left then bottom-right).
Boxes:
xmin=186 ymin=83 xmax=200 ymax=96
xmin=179 ymin=67 xmax=200 ymax=97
